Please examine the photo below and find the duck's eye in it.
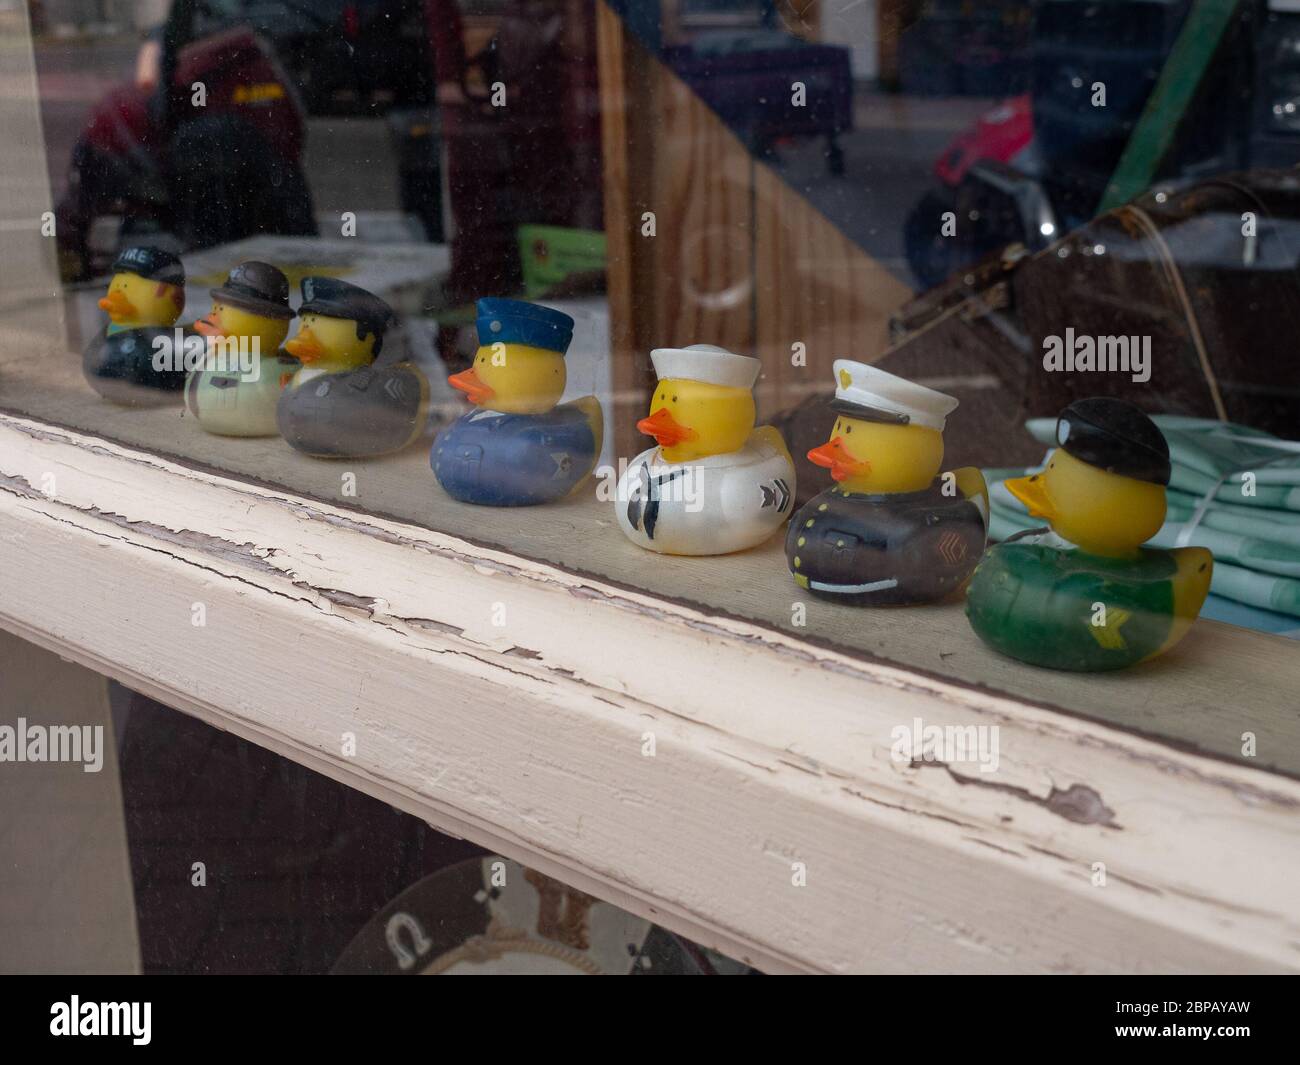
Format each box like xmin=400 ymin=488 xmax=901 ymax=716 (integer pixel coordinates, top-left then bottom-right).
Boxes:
xmin=845 ymin=425 xmax=852 ymax=434
xmin=672 ymin=395 xmax=678 ymax=403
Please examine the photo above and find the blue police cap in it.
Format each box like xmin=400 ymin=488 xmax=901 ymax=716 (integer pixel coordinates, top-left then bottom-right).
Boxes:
xmin=476 ymin=298 xmax=574 ymax=354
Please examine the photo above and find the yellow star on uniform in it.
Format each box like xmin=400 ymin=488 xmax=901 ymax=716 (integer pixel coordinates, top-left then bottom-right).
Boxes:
xmin=1088 ymin=607 xmax=1132 ymax=650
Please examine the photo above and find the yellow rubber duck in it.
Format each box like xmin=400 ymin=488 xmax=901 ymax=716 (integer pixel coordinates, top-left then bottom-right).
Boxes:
xmin=616 ymin=344 xmax=795 ymax=555
xmin=186 ymin=262 xmax=299 ymax=437
xmin=98 ymin=254 xmax=184 ymax=333
xmin=83 ymin=245 xmax=189 ymax=406
xmin=277 ymin=277 xmax=428 ymax=458
xmin=787 ymin=360 xmax=988 ymax=605
xmin=967 ymin=398 xmax=1212 ymax=670
xmin=434 ymin=299 xmax=602 ymax=506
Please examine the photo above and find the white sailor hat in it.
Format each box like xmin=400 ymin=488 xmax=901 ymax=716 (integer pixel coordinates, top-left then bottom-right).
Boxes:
xmin=829 ymin=359 xmax=958 ymax=432
xmin=650 ymin=344 xmax=760 ymax=389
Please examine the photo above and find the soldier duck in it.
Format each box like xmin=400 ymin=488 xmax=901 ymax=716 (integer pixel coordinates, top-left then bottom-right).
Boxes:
xmin=786 ymin=361 xmax=988 ymax=604
xmin=966 ymin=398 xmax=1212 ymax=671
xmin=83 ymin=246 xmax=190 ymax=405
xmin=185 ymin=261 xmax=299 ymax=437
xmin=277 ymin=278 xmax=428 ymax=458
xmin=615 ymin=344 xmax=795 ymax=555
xmin=431 ymin=298 xmax=603 ymax=506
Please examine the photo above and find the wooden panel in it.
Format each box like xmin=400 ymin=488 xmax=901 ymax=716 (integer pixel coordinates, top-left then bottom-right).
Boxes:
xmin=752 ymin=162 xmax=912 ymax=419
xmin=597 ymin=2 xmax=755 ymax=459
xmin=596 ymin=0 xmax=912 ymax=443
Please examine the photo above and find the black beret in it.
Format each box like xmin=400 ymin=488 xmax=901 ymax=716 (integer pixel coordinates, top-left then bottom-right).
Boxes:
xmin=1056 ymin=398 xmax=1171 ymax=486
xmin=298 ymin=277 xmax=394 ymax=338
xmin=112 ymin=246 xmax=184 ymax=287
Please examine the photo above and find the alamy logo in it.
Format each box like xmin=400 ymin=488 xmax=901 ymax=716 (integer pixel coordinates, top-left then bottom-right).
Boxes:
xmin=50 ymin=997 xmax=151 ymax=1045
xmin=1042 ymin=329 xmax=1151 ymax=383
xmin=0 ymin=718 xmax=104 ymax=772
xmin=151 ymin=329 xmax=262 ymax=382
xmin=890 ymin=716 xmax=1000 ymax=774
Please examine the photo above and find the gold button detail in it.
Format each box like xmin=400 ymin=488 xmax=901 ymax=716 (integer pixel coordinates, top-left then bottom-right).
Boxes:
xmin=794 ymin=556 xmax=801 ymax=568
xmin=797 ymin=536 xmax=805 ymax=547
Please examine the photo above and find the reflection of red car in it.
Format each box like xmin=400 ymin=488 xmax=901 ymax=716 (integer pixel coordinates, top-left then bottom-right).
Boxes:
xmin=56 ymin=3 xmax=315 ymax=282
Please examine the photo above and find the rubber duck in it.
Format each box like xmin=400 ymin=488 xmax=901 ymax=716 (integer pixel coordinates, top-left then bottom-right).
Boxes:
xmin=615 ymin=344 xmax=795 ymax=555
xmin=786 ymin=361 xmax=988 ymax=604
xmin=966 ymin=398 xmax=1213 ymax=671
xmin=276 ymin=277 xmax=428 ymax=458
xmin=432 ymin=298 xmax=603 ymax=506
xmin=184 ymin=261 xmax=299 ymax=437
xmin=83 ymin=246 xmax=190 ymax=406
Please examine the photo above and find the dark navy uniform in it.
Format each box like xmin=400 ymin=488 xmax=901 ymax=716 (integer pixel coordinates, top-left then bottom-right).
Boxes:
xmin=787 ymin=478 xmax=987 ymax=605
xmin=432 ymin=404 xmax=597 ymax=506
xmin=83 ymin=246 xmax=188 ymax=406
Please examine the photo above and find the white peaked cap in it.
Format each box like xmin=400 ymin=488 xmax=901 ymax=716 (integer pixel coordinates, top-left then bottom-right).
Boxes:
xmin=831 ymin=359 xmax=959 ymax=432
xmin=650 ymin=344 xmax=760 ymax=390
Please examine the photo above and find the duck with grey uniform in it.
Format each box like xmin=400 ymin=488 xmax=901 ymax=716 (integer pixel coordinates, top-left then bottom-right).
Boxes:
xmin=83 ymin=246 xmax=191 ymax=406
xmin=786 ymin=360 xmax=988 ymax=605
xmin=185 ymin=261 xmax=300 ymax=436
xmin=616 ymin=344 xmax=795 ymax=555
xmin=277 ymin=277 xmax=429 ymax=458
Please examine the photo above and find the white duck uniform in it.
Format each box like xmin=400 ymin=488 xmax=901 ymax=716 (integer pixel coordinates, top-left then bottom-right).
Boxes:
xmin=616 ymin=427 xmax=795 ymax=555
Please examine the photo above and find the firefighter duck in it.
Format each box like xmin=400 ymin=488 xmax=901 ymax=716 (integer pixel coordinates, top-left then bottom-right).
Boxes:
xmin=83 ymin=245 xmax=189 ymax=405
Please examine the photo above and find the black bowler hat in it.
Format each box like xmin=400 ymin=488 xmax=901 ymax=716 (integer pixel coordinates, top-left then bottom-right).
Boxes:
xmin=298 ymin=277 xmax=394 ymax=339
xmin=112 ymin=246 xmax=184 ymax=287
xmin=210 ymin=261 xmax=293 ymax=319
xmin=1056 ymin=398 xmax=1171 ymax=486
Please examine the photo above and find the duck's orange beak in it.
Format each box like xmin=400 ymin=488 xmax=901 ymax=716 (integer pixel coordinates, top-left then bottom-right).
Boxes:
xmin=807 ymin=437 xmax=869 ymax=483
xmin=636 ymin=406 xmax=696 ymax=448
xmin=448 ymin=366 xmax=494 ymax=406
xmin=98 ymin=290 xmax=136 ymax=322
xmin=193 ymin=308 xmax=225 ymax=338
xmin=1005 ymin=473 xmax=1055 ymax=521
xmin=284 ymin=326 xmax=324 ymax=364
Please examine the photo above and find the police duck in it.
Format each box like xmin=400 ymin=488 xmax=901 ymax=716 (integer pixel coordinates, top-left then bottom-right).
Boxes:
xmin=966 ymin=398 xmax=1213 ymax=671
xmin=277 ymin=278 xmax=428 ymax=458
xmin=786 ymin=361 xmax=988 ymax=605
xmin=432 ymin=298 xmax=603 ymax=506
xmin=615 ymin=344 xmax=795 ymax=555
xmin=185 ymin=261 xmax=299 ymax=437
xmin=83 ymin=246 xmax=190 ymax=406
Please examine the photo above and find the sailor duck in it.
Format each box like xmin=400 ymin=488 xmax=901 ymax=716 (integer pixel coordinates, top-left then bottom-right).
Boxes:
xmin=616 ymin=344 xmax=795 ymax=555
xmin=966 ymin=398 xmax=1213 ymax=671
xmin=83 ymin=246 xmax=190 ymax=405
xmin=432 ymin=298 xmax=603 ymax=506
xmin=786 ymin=360 xmax=988 ymax=605
xmin=277 ymin=277 xmax=428 ymax=458
xmin=185 ymin=261 xmax=299 ymax=437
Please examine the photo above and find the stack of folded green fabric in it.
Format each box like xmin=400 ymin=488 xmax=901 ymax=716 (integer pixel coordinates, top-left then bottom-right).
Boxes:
xmin=985 ymin=416 xmax=1300 ymax=619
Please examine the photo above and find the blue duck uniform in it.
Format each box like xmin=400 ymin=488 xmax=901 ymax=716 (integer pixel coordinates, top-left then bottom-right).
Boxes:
xmin=432 ymin=404 xmax=597 ymax=506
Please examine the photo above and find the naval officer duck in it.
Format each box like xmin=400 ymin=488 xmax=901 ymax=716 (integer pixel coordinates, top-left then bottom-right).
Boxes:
xmin=616 ymin=344 xmax=795 ymax=555
xmin=786 ymin=360 xmax=988 ymax=605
